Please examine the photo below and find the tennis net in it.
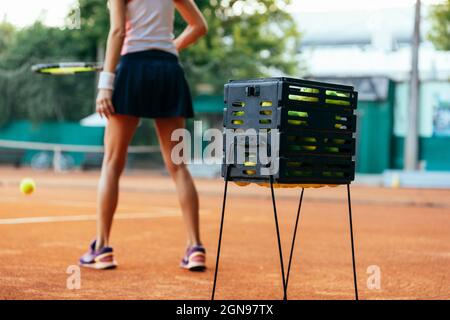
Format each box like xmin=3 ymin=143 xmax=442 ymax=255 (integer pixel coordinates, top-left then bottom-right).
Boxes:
xmin=0 ymin=139 xmax=160 ymax=172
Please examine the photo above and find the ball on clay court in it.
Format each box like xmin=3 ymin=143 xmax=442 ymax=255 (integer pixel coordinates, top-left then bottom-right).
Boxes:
xmin=20 ymin=178 xmax=36 ymax=195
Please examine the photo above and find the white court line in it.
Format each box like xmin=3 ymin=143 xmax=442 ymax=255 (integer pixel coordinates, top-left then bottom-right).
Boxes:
xmin=0 ymin=211 xmax=182 ymax=225
xmin=0 ymin=196 xmax=175 ymax=211
xmin=0 ymin=196 xmax=97 ymax=208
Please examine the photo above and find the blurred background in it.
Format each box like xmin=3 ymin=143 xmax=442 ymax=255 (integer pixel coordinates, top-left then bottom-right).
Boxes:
xmin=0 ymin=0 xmax=449 ymax=187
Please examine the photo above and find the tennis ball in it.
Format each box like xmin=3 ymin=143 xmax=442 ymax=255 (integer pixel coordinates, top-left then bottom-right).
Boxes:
xmin=300 ymin=87 xmax=319 ymax=93
xmin=290 ymin=145 xmax=316 ymax=151
xmin=327 ymin=91 xmax=348 ymax=97
xmin=288 ymin=111 xmax=308 ymax=118
xmin=20 ymin=178 xmax=35 ymax=195
xmin=290 ymin=170 xmax=312 ymax=177
xmin=333 ymin=139 xmax=345 ymax=145
xmin=289 ymin=95 xmax=319 ymax=103
xmin=288 ymin=119 xmax=307 ymax=126
xmin=326 ymin=147 xmax=340 ymax=153
xmin=326 ymin=99 xmax=350 ymax=106
xmin=391 ymin=173 xmax=401 ymax=188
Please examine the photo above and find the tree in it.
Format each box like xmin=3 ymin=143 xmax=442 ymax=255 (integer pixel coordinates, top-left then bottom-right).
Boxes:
xmin=72 ymin=0 xmax=301 ymax=93
xmin=0 ymin=0 xmax=301 ymax=125
xmin=0 ymin=22 xmax=16 ymax=57
xmin=0 ymin=22 xmax=96 ymax=126
xmin=176 ymin=0 xmax=301 ymax=93
xmin=428 ymin=0 xmax=450 ymax=50
xmin=68 ymin=0 xmax=110 ymax=58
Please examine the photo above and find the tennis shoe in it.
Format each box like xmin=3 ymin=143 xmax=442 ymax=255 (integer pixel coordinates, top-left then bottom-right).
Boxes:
xmin=79 ymin=240 xmax=118 ymax=270
xmin=180 ymin=245 xmax=206 ymax=271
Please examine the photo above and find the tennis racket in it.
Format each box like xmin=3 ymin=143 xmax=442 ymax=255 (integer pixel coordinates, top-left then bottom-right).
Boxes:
xmin=31 ymin=62 xmax=103 ymax=75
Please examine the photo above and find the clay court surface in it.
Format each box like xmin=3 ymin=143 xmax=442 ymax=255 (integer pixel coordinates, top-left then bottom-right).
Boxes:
xmin=0 ymin=167 xmax=449 ymax=300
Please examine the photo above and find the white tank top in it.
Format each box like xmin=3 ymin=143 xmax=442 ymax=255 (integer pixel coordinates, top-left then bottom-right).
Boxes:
xmin=121 ymin=0 xmax=178 ymax=56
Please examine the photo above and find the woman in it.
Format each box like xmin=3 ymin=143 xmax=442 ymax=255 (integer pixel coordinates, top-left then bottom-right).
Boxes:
xmin=79 ymin=0 xmax=208 ymax=271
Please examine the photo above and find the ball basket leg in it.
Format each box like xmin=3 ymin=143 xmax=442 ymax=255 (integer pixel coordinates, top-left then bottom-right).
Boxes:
xmin=347 ymin=184 xmax=359 ymax=300
xmin=211 ymin=165 xmax=231 ymax=300
xmin=270 ymin=176 xmax=288 ymax=301
xmin=285 ymin=188 xmax=305 ymax=292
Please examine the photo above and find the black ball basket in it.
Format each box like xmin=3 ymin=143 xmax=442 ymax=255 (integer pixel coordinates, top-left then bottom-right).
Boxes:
xmin=212 ymin=77 xmax=359 ymax=301
xmin=222 ymin=77 xmax=358 ymax=186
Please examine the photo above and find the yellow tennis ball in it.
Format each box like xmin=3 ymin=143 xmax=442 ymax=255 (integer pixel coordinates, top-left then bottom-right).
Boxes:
xmin=20 ymin=178 xmax=35 ymax=195
xmin=234 ymin=181 xmax=251 ymax=187
xmin=261 ymin=101 xmax=273 ymax=107
xmin=391 ymin=174 xmax=401 ymax=188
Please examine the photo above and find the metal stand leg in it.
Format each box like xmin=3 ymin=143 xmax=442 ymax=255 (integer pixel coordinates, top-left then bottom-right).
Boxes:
xmin=211 ymin=165 xmax=230 ymax=301
xmin=211 ymin=176 xmax=358 ymax=301
xmin=347 ymin=184 xmax=359 ymax=300
xmin=285 ymin=188 xmax=304 ymax=291
xmin=269 ymin=176 xmax=288 ymax=301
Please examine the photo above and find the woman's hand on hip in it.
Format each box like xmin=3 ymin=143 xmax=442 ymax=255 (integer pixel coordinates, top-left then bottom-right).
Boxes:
xmin=96 ymin=89 xmax=115 ymax=119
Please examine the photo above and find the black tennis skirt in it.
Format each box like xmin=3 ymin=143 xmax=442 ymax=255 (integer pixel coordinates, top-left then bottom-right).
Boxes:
xmin=112 ymin=49 xmax=194 ymax=119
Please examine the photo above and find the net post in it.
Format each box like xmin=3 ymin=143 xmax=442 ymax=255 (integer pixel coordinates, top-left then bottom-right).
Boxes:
xmin=53 ymin=146 xmax=63 ymax=173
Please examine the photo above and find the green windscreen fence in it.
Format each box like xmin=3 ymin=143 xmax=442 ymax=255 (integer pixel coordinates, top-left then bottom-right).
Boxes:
xmin=0 ymin=120 xmax=104 ymax=166
xmin=0 ymin=121 xmax=103 ymax=144
xmin=392 ymin=137 xmax=450 ymax=171
xmin=356 ymin=99 xmax=394 ymax=173
xmin=193 ymin=95 xmax=223 ymax=113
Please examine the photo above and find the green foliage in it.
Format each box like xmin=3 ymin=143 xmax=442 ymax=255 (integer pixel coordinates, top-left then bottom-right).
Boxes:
xmin=0 ymin=22 xmax=16 ymax=57
xmin=0 ymin=0 xmax=301 ymax=125
xmin=0 ymin=22 xmax=96 ymax=126
xmin=428 ymin=0 xmax=450 ymax=50
xmin=68 ymin=0 xmax=110 ymax=54
xmin=1 ymin=22 xmax=93 ymax=66
xmin=176 ymin=0 xmax=301 ymax=92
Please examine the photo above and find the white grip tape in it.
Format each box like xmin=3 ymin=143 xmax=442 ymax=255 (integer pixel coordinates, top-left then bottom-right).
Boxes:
xmin=98 ymin=71 xmax=116 ymax=90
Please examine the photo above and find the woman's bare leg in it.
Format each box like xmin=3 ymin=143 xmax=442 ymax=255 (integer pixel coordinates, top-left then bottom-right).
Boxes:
xmin=96 ymin=114 xmax=139 ymax=250
xmin=154 ymin=117 xmax=201 ymax=247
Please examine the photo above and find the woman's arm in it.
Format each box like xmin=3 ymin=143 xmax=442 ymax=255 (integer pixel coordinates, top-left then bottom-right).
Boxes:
xmin=103 ymin=0 xmax=126 ymax=73
xmin=174 ymin=0 xmax=208 ymax=52
xmin=96 ymin=0 xmax=126 ymax=119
